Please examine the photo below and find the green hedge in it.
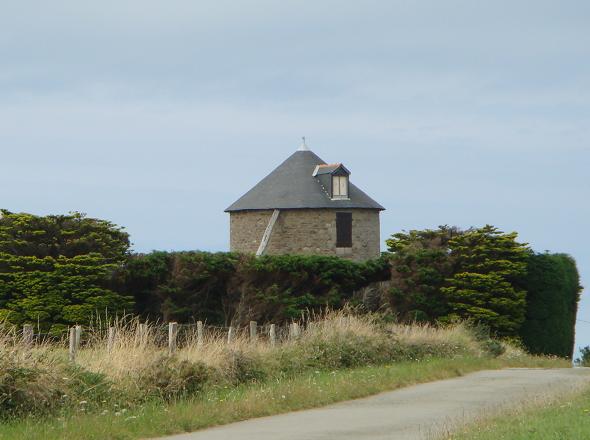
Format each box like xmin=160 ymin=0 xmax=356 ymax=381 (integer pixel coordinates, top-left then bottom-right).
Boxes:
xmin=116 ymin=252 xmax=390 ymax=326
xmin=519 ymin=253 xmax=582 ymax=358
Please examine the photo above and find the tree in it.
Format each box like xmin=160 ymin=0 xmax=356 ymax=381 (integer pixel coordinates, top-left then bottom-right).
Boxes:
xmin=384 ymin=226 xmax=457 ymax=321
xmin=441 ymin=225 xmax=530 ymax=336
xmin=576 ymin=346 xmax=590 ymax=367
xmin=0 ymin=210 xmax=133 ymax=333
xmin=519 ymin=253 xmax=581 ymax=358
xmin=384 ymin=225 xmax=530 ymax=336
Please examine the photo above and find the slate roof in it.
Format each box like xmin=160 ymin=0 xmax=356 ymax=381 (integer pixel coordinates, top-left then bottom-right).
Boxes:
xmin=225 ymin=149 xmax=385 ymax=212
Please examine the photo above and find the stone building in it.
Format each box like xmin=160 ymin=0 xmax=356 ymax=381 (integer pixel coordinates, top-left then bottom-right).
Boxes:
xmin=225 ymin=142 xmax=385 ymax=261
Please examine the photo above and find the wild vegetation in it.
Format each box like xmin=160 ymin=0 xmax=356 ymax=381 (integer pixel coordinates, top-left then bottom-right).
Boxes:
xmin=118 ymin=251 xmax=389 ymax=325
xmin=0 ymin=310 xmax=567 ymax=439
xmin=0 ymin=210 xmax=582 ymax=358
xmin=0 ymin=210 xmax=581 ymax=438
xmin=383 ymin=225 xmax=582 ymax=355
xmin=448 ymin=384 xmax=590 ymax=439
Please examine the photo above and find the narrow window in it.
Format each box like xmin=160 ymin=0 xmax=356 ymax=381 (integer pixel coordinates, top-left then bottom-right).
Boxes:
xmin=332 ymin=175 xmax=348 ymax=198
xmin=336 ymin=212 xmax=352 ymax=248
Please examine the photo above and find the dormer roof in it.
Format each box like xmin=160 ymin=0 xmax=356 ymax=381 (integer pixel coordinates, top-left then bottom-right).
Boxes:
xmin=312 ymin=163 xmax=351 ymax=176
xmin=225 ymin=149 xmax=385 ymax=212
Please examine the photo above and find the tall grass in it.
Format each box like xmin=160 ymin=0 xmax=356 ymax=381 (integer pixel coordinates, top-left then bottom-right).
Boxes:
xmin=0 ymin=311 xmax=562 ymax=420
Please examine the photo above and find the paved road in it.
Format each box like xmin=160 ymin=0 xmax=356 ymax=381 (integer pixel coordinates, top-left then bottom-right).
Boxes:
xmin=154 ymin=368 xmax=590 ymax=440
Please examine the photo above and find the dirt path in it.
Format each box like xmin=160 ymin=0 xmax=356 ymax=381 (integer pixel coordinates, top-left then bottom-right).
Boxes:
xmin=153 ymin=368 xmax=590 ymax=440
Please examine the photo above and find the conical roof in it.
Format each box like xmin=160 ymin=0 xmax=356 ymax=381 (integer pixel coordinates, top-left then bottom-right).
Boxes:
xmin=225 ymin=149 xmax=385 ymax=212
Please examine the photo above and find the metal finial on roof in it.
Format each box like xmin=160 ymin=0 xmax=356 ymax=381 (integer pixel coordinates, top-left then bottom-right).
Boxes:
xmin=298 ymin=136 xmax=309 ymax=151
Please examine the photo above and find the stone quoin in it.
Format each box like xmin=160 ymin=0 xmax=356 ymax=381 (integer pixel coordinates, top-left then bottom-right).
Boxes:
xmin=225 ymin=142 xmax=385 ymax=262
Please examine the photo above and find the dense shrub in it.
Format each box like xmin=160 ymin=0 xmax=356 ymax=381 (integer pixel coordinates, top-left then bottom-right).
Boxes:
xmin=117 ymin=252 xmax=390 ymax=326
xmin=138 ymin=357 xmax=210 ymax=400
xmin=519 ymin=253 xmax=582 ymax=358
xmin=0 ymin=353 xmax=113 ymax=418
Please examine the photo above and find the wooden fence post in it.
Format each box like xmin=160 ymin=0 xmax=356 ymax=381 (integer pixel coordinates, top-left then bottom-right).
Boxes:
xmin=227 ymin=326 xmax=234 ymax=344
xmin=249 ymin=321 xmax=257 ymax=342
xmin=69 ymin=327 xmax=77 ymax=362
xmin=23 ymin=324 xmax=34 ymax=346
xmin=290 ymin=322 xmax=300 ymax=340
xmin=269 ymin=324 xmax=276 ymax=347
xmin=197 ymin=321 xmax=204 ymax=346
xmin=138 ymin=323 xmax=148 ymax=345
xmin=168 ymin=322 xmax=178 ymax=355
xmin=75 ymin=325 xmax=82 ymax=348
xmin=107 ymin=327 xmax=116 ymax=354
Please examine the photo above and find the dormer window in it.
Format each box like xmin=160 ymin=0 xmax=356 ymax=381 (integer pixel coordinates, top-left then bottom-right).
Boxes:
xmin=312 ymin=163 xmax=351 ymax=200
xmin=332 ymin=175 xmax=348 ymax=199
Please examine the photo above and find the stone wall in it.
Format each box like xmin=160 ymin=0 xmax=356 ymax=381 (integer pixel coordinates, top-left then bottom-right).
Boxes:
xmin=229 ymin=208 xmax=381 ymax=262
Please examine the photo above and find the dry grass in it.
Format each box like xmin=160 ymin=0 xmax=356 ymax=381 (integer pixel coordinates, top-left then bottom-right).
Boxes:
xmin=76 ymin=311 xmax=478 ymax=381
xmin=0 ymin=311 xmax=566 ymax=420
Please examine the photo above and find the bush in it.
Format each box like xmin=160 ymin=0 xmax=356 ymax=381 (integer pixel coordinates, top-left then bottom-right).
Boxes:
xmin=519 ymin=253 xmax=582 ymax=358
xmin=139 ymin=357 xmax=210 ymax=400
xmin=117 ymin=252 xmax=390 ymax=326
xmin=0 ymin=360 xmax=64 ymax=416
xmin=223 ymin=350 xmax=268 ymax=384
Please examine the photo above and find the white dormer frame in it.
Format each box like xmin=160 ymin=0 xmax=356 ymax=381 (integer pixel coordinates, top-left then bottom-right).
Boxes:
xmin=312 ymin=163 xmax=351 ymax=200
xmin=331 ymin=175 xmax=349 ymax=199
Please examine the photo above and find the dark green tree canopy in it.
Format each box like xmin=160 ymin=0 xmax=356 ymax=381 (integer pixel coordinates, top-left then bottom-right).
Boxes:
xmin=385 ymin=226 xmax=459 ymax=321
xmin=0 ymin=210 xmax=132 ymax=332
xmin=0 ymin=209 xmax=129 ymax=261
xmin=519 ymin=253 xmax=582 ymax=358
xmin=117 ymin=251 xmax=390 ymax=326
xmin=442 ymin=225 xmax=530 ymax=336
xmin=385 ymin=225 xmax=530 ymax=336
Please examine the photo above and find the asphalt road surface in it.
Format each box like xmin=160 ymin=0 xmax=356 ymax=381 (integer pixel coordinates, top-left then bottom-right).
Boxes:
xmin=154 ymin=368 xmax=590 ymax=440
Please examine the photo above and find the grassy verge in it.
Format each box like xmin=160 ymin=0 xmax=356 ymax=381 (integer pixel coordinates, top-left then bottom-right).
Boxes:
xmin=448 ymin=379 xmax=590 ymax=440
xmin=0 ymin=312 xmax=570 ymax=439
xmin=0 ymin=355 xmax=567 ymax=440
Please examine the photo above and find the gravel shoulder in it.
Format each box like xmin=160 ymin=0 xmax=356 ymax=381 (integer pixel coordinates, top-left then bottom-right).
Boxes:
xmin=152 ymin=368 xmax=590 ymax=440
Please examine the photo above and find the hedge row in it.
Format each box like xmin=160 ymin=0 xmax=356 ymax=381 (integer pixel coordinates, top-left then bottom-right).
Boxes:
xmin=114 ymin=252 xmax=391 ymax=326
xmin=519 ymin=253 xmax=581 ymax=358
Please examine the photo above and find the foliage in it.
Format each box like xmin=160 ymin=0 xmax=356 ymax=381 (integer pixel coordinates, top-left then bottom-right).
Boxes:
xmin=0 ymin=310 xmax=567 ymax=426
xmin=385 ymin=225 xmax=530 ymax=337
xmin=577 ymin=346 xmax=590 ymax=367
xmin=440 ymin=225 xmax=530 ymax=336
xmin=0 ymin=210 xmax=133 ymax=332
xmin=139 ymin=357 xmax=210 ymax=400
xmin=385 ymin=226 xmax=458 ymax=321
xmin=117 ymin=252 xmax=390 ymax=325
xmin=519 ymin=253 xmax=582 ymax=358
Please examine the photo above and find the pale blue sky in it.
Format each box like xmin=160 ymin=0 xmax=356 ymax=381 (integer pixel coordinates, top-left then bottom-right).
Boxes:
xmin=1 ymin=1 xmax=588 ymax=354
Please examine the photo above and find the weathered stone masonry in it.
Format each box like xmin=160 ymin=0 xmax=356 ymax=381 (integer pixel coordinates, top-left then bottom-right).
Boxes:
xmin=230 ymin=208 xmax=380 ymax=262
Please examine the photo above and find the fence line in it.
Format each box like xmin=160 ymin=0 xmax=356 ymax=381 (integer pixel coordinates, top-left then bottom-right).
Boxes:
xmin=13 ymin=320 xmax=307 ymax=364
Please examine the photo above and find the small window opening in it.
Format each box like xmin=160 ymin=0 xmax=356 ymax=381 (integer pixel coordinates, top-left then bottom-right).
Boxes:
xmin=332 ymin=175 xmax=348 ymax=199
xmin=336 ymin=212 xmax=352 ymax=248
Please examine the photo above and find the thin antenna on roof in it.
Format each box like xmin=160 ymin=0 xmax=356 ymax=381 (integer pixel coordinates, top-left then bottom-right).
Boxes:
xmin=298 ymin=136 xmax=309 ymax=151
